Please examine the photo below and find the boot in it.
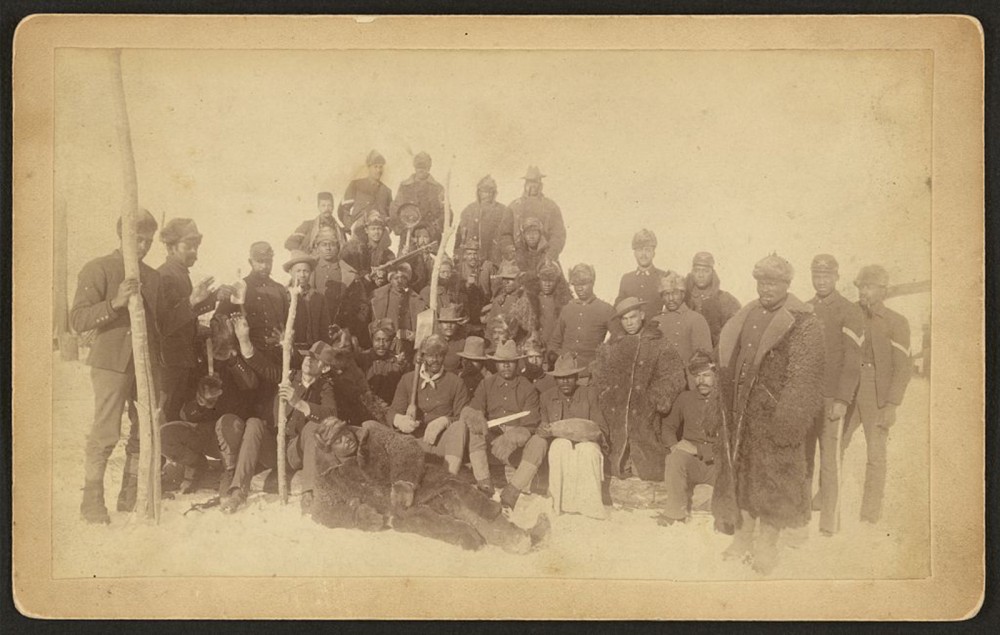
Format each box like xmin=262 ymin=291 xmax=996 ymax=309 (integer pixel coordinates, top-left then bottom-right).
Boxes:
xmin=722 ymin=510 xmax=756 ymax=561
xmin=80 ymin=481 xmax=110 ymax=524
xmin=116 ymin=453 xmax=139 ymax=512
xmin=500 ymin=483 xmax=521 ymax=510
xmin=220 ymin=487 xmax=247 ymax=514
xmin=752 ymin=521 xmax=781 ymax=575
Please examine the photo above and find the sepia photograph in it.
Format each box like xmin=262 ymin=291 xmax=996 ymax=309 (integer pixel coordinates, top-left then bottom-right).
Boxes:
xmin=12 ymin=14 xmax=984 ymax=620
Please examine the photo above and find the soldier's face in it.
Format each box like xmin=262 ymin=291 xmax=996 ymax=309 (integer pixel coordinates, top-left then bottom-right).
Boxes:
xmin=464 ymin=250 xmax=480 ymax=268
xmin=526 ymin=352 xmax=544 ymax=368
xmin=249 ymin=256 xmax=273 ymax=277
xmin=390 ymin=273 xmax=409 ymax=292
xmin=366 ymin=224 xmax=385 ymax=244
xmin=478 ymin=187 xmax=496 ymax=204
xmin=301 ymin=355 xmax=328 ymax=378
xmin=857 ymin=283 xmax=887 ymax=309
xmin=372 ymin=331 xmax=392 ymax=354
xmin=136 ymin=230 xmax=156 ymax=261
xmin=524 ymin=180 xmax=542 ymax=196
xmin=496 ymin=359 xmax=518 ymax=380
xmin=572 ymin=280 xmax=594 ymax=301
xmin=694 ymin=369 xmax=717 ymax=396
xmin=415 ymin=165 xmax=430 ymax=180
xmin=368 ymin=163 xmax=384 ymax=181
xmin=196 ymin=389 xmax=222 ymax=409
xmin=415 ymin=230 xmax=431 ymax=247
xmin=524 ymin=229 xmax=541 ymax=249
xmin=464 ymin=358 xmax=484 ymax=372
xmin=502 ymin=244 xmax=516 ymax=260
xmin=438 ymin=263 xmax=453 ymax=281
xmin=557 ymin=375 xmax=578 ymax=396
xmin=491 ymin=326 xmax=510 ymax=345
xmin=439 ymin=322 xmax=458 ymax=339
xmin=318 ymin=199 xmax=334 ymax=215
xmin=502 ymin=277 xmax=518 ymax=294
xmin=316 ymin=240 xmax=340 ymax=262
xmin=691 ymin=265 xmax=713 ymax=289
xmin=290 ymin=263 xmax=312 ymax=287
xmin=621 ymin=309 xmax=645 ymax=335
xmin=663 ymin=289 xmax=685 ymax=311
xmin=172 ymin=239 xmax=200 ymax=267
xmin=422 ymin=352 xmax=445 ymax=375
xmin=540 ymin=279 xmax=556 ymax=295
xmin=756 ymin=278 xmax=790 ymax=309
xmin=812 ymin=271 xmax=839 ymax=297
xmin=634 ymin=246 xmax=655 ymax=268
xmin=332 ymin=430 xmax=359 ymax=459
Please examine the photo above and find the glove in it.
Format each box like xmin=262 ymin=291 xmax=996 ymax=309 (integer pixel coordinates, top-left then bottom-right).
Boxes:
xmin=423 ymin=416 xmax=450 ymax=445
xmin=394 ymin=413 xmax=419 ymax=434
xmin=460 ymin=406 xmax=488 ymax=437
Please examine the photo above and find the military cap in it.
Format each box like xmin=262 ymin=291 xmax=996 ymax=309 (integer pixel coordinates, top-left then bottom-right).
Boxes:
xmin=283 ymin=250 xmax=318 ymax=273
xmin=688 ymin=349 xmax=717 ymax=375
xmin=413 ymin=152 xmax=432 ymax=169
xmin=854 ymin=264 xmax=889 ymax=287
xmin=569 ymin=263 xmax=596 ymax=284
xmin=298 ymin=340 xmax=337 ymax=365
xmin=614 ymin=296 xmax=647 ymax=319
xmin=538 ymin=260 xmax=563 ymax=281
xmin=522 ymin=166 xmax=546 ymax=181
xmin=315 ymin=226 xmax=340 ymax=244
xmin=523 ymin=216 xmax=544 ymax=233
xmin=420 ymin=333 xmax=449 ymax=356
xmin=497 ymin=261 xmax=521 ymax=279
xmin=364 ymin=209 xmax=387 ymax=227
xmin=632 ymin=229 xmax=658 ymax=250
xmin=366 ymin=150 xmax=386 ymax=166
xmin=369 ymin=317 xmax=397 ymax=338
xmin=389 ymin=262 xmax=413 ymax=280
xmin=692 ymin=252 xmax=716 ymax=268
xmin=658 ymin=271 xmax=686 ymax=293
xmin=457 ymin=336 xmax=489 ymax=361
xmin=437 ymin=303 xmax=468 ymax=323
xmin=477 ymin=175 xmax=498 ymax=191
xmin=160 ymin=218 xmax=203 ymax=246
xmin=116 ymin=208 xmax=159 ymax=237
xmin=317 ymin=191 xmax=334 ymax=202
xmin=249 ymin=241 xmax=274 ymax=260
xmin=811 ymin=254 xmax=840 ymax=273
xmin=752 ymin=253 xmax=794 ymax=283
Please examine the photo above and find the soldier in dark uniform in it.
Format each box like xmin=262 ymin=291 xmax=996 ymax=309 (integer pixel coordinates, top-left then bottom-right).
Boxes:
xmin=508 ymin=166 xmax=567 ymax=262
xmin=370 ymin=262 xmax=429 ymax=360
xmin=71 ymin=209 xmax=162 ymax=523
xmin=549 ymin=264 xmax=616 ymax=370
xmin=309 ymin=225 xmax=359 ymax=327
xmin=217 ymin=241 xmax=289 ymax=353
xmin=455 ymin=174 xmax=513 ymax=266
xmin=615 ymin=229 xmax=667 ymax=314
xmin=341 ymin=209 xmax=395 ymax=282
xmin=283 ymin=250 xmax=332 ymax=351
xmin=285 ymin=192 xmax=345 ymax=252
xmin=806 ymin=254 xmax=864 ymax=535
xmin=157 ymin=218 xmax=224 ymax=423
xmin=685 ymin=251 xmax=742 ymax=347
xmin=340 ymin=150 xmax=392 ymax=236
xmin=358 ymin=318 xmax=407 ymax=405
xmin=842 ymin=265 xmax=912 ymax=525
xmin=390 ymin=152 xmax=445 ymax=244
xmin=435 ymin=303 xmax=469 ymax=374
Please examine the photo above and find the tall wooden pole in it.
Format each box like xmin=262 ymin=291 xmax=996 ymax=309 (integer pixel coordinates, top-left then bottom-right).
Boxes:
xmin=108 ymin=48 xmax=161 ymax=522
xmin=53 ymin=195 xmax=77 ymax=360
xmin=277 ymin=287 xmax=301 ymax=504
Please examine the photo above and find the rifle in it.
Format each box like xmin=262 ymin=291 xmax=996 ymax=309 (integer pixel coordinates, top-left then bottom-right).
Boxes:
xmin=371 ymin=241 xmax=439 ymax=275
xmin=276 ymin=285 xmax=301 ymax=504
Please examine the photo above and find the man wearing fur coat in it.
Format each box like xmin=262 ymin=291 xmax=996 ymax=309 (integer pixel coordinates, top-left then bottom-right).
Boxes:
xmin=711 ymin=254 xmax=825 ymax=575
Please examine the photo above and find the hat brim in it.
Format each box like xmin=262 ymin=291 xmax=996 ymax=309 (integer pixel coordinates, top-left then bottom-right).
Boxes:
xmin=488 ymin=353 xmax=527 ymax=362
xmin=614 ymin=301 xmax=647 ymax=318
xmin=457 ymin=352 xmax=489 ymax=361
xmin=437 ymin=316 xmax=469 ymax=324
xmin=548 ymin=367 xmax=585 ymax=378
xmin=284 ymin=256 xmax=318 ymax=272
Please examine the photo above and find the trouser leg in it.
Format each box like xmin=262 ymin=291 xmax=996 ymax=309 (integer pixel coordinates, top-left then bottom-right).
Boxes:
xmin=158 ymin=365 xmax=190 ymax=423
xmin=661 ymin=451 xmax=694 ymax=520
xmin=215 ymin=414 xmax=245 ymax=472
xmin=860 ymin=417 xmax=889 ymax=523
xmin=571 ymin=441 xmax=606 ymax=519
xmin=231 ymin=417 xmax=266 ymax=492
xmin=508 ymin=434 xmax=547 ymax=492
xmin=289 ymin=420 xmax=319 ymax=492
xmin=817 ymin=412 xmax=844 ymax=533
xmin=547 ymin=438 xmax=572 ymax=514
xmin=161 ymin=422 xmax=204 ymax=468
xmin=468 ymin=431 xmax=490 ymax=482
xmin=437 ymin=420 xmax=467 ymax=474
xmin=84 ymin=366 xmax=134 ymax=485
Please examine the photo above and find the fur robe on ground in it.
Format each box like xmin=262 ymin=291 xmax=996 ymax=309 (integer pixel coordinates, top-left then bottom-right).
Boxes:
xmin=711 ymin=294 xmax=825 ymax=532
xmin=312 ymin=421 xmax=544 ymax=553
xmin=591 ymin=325 xmax=687 ymax=481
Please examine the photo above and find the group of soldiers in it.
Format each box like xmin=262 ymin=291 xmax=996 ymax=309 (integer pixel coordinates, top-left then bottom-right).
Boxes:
xmin=71 ymin=150 xmax=913 ymax=572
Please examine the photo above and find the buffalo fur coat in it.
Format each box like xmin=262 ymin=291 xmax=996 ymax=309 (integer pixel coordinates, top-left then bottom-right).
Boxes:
xmin=591 ymin=325 xmax=687 ymax=481
xmin=312 ymin=421 xmax=542 ymax=553
xmin=711 ymin=294 xmax=825 ymax=532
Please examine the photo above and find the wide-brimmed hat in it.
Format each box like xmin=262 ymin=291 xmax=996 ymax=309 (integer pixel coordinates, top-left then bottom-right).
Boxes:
xmin=437 ymin=304 xmax=468 ymax=323
xmin=497 ymin=261 xmax=521 ymax=279
xmin=549 ymin=352 xmax=586 ymax=378
xmin=522 ymin=166 xmax=546 ymax=181
xmin=457 ymin=336 xmax=489 ymax=360
xmin=614 ymin=296 xmax=647 ymax=318
xmin=298 ymin=341 xmax=337 ymax=365
xmin=489 ymin=339 xmax=526 ymax=361
xmin=283 ymin=250 xmax=318 ymax=272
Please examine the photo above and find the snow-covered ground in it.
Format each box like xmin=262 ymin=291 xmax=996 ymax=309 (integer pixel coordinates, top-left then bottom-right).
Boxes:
xmin=51 ymin=351 xmax=930 ymax=581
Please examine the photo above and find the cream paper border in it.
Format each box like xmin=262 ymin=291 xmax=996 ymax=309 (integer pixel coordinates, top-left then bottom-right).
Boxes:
xmin=11 ymin=14 xmax=984 ymax=620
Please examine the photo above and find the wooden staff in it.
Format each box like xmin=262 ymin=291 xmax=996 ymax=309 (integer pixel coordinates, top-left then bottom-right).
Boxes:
xmin=276 ymin=285 xmax=301 ymax=504
xmin=108 ymin=49 xmax=161 ymax=522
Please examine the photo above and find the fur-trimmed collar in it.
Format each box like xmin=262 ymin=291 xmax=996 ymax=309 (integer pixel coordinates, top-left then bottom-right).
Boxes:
xmin=718 ymin=293 xmax=813 ymax=371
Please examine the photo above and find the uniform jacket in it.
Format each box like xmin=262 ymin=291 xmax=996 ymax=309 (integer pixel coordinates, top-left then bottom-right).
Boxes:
xmin=808 ymin=290 xmax=865 ymax=403
xmin=371 ymin=286 xmax=429 ymax=334
xmin=651 ymin=303 xmax=713 ymax=365
xmin=508 ymin=194 xmax=566 ymax=261
xmin=469 ymin=373 xmax=542 ymax=430
xmin=537 ymin=384 xmax=608 ymax=452
xmin=615 ymin=266 xmax=668 ymax=314
xmin=313 ymin=258 xmax=358 ymax=316
xmin=858 ymin=301 xmax=912 ymax=407
xmin=591 ymin=326 xmax=687 ymax=481
xmin=70 ymin=250 xmax=163 ymax=373
xmin=358 ymin=349 xmax=406 ymax=406
xmin=390 ymin=175 xmax=445 ymax=240
xmin=341 ymin=237 xmax=395 ymax=275
xmin=340 ymin=178 xmax=392 ymax=227
xmin=158 ymin=255 xmax=215 ymax=368
xmin=660 ymin=389 xmax=720 ymax=462
xmin=537 ymin=279 xmax=573 ymax=348
xmin=291 ymin=287 xmax=333 ymax=350
xmin=278 ymin=370 xmax=338 ymax=437
xmin=216 ymin=272 xmax=289 ymax=351
xmin=712 ymin=294 xmax=825 ymax=531
xmin=456 ymin=200 xmax=513 ymax=265
xmin=685 ymin=271 xmax=742 ymax=346
xmin=549 ymin=296 xmax=616 ymax=368
xmin=388 ymin=370 xmax=469 ymax=436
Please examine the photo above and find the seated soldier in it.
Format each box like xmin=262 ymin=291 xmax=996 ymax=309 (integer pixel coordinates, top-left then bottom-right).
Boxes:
xmin=160 ymin=375 xmax=224 ymax=494
xmin=461 ymin=340 xmax=546 ymax=507
xmin=456 ymin=336 xmax=491 ymax=395
xmin=357 ymin=317 xmax=407 ymax=405
xmin=280 ymin=341 xmax=339 ymax=514
xmin=310 ymin=418 xmax=550 ymax=554
xmin=656 ymin=350 xmax=721 ymax=526
xmin=435 ymin=303 xmax=468 ymax=374
xmin=538 ymin=353 xmax=609 ymax=520
xmin=520 ymin=336 xmax=556 ymax=394
xmin=387 ymin=334 xmax=469 ymax=475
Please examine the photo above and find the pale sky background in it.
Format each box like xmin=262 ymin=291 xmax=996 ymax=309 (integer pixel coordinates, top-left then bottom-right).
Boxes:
xmin=54 ymin=47 xmax=932 ymax=329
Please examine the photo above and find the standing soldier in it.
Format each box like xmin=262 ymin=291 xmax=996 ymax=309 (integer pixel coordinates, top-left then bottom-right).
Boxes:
xmin=514 ymin=216 xmax=551 ymax=276
xmin=283 ymin=250 xmax=332 ymax=351
xmin=842 ymin=265 xmax=912 ymax=525
xmin=685 ymin=251 xmax=742 ymax=347
xmin=217 ymin=241 xmax=289 ymax=355
xmin=341 ymin=209 xmax=395 ymax=282
xmin=591 ymin=297 xmax=686 ymax=483
xmin=370 ymin=263 xmax=429 ymax=360
xmin=285 ymin=192 xmax=344 ymax=252
xmin=456 ymin=174 xmax=513 ymax=266
xmin=340 ymin=149 xmax=392 ymax=236
xmin=310 ymin=226 xmax=358 ymax=326
xmin=484 ymin=261 xmax=539 ymax=347
xmin=158 ymin=218 xmax=225 ymax=423
xmin=806 ymin=254 xmax=864 ymax=536
xmin=435 ymin=303 xmax=469 ymax=374
xmin=652 ymin=271 xmax=713 ymax=367
xmin=615 ymin=229 xmax=668 ymax=314
xmin=508 ymin=166 xmax=567 ymax=262
xmin=71 ymin=210 xmax=162 ymax=522
xmin=548 ymin=264 xmax=616 ymax=370
xmin=712 ymin=254 xmax=824 ymax=574
xmin=390 ymin=151 xmax=445 ymax=244
xmin=536 ymin=260 xmax=571 ymax=352
xmin=358 ymin=317 xmax=407 ymax=405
